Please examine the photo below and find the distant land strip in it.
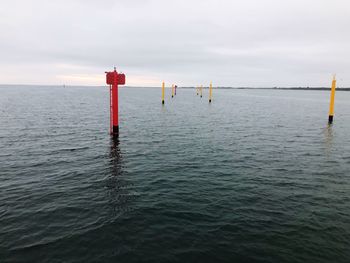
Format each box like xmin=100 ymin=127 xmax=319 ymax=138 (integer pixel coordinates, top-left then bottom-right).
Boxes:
xmin=180 ymin=87 xmax=350 ymax=91
xmin=1 ymin=85 xmax=350 ymax=91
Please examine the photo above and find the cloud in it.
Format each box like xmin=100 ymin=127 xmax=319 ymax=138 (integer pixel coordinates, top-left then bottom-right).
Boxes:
xmin=0 ymin=0 xmax=350 ymax=86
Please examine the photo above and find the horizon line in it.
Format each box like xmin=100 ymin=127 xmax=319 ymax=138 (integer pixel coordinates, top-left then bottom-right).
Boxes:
xmin=0 ymin=84 xmax=349 ymax=89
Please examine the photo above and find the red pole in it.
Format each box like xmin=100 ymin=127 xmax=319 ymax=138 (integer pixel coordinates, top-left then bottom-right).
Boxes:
xmin=112 ymin=79 xmax=119 ymax=134
xmin=110 ymin=84 xmax=113 ymax=134
xmin=106 ymin=68 xmax=125 ymax=137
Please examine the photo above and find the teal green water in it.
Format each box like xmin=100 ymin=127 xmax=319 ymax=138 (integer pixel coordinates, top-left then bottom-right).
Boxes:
xmin=1 ymin=86 xmax=350 ymax=262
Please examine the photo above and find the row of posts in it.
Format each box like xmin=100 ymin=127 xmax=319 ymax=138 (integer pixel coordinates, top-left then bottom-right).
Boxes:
xmin=104 ymin=68 xmax=338 ymax=137
xmin=161 ymin=83 xmax=179 ymax=104
xmin=162 ymin=82 xmax=213 ymax=104
xmin=161 ymin=77 xmax=337 ymax=124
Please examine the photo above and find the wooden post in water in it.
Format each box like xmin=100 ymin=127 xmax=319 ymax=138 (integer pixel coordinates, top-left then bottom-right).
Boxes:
xmin=328 ymin=75 xmax=336 ymax=124
xmin=172 ymin=84 xmax=174 ymax=98
xmin=162 ymin=82 xmax=165 ymax=105
xmin=209 ymin=82 xmax=212 ymax=103
xmin=200 ymin=85 xmax=203 ymax=98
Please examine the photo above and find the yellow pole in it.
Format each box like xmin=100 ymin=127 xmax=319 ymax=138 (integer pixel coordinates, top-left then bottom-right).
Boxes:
xmin=162 ymin=82 xmax=165 ymax=105
xmin=196 ymin=86 xmax=199 ymax=95
xmin=200 ymin=85 xmax=203 ymax=98
xmin=209 ymin=82 xmax=212 ymax=103
xmin=172 ymin=84 xmax=174 ymax=98
xmin=328 ymin=75 xmax=336 ymax=123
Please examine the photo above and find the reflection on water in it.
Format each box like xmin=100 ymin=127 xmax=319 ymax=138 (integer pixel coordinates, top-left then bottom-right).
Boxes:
xmin=106 ymin=136 xmax=134 ymax=216
xmin=110 ymin=136 xmax=122 ymax=176
xmin=324 ymin=123 xmax=334 ymax=154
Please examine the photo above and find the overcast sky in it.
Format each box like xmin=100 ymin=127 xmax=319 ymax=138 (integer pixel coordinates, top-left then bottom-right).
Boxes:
xmin=0 ymin=0 xmax=349 ymax=86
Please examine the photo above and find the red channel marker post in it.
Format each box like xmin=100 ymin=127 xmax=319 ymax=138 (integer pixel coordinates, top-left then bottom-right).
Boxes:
xmin=105 ymin=68 xmax=126 ymax=136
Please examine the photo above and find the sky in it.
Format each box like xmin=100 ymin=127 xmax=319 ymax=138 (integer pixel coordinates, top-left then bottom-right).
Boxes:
xmin=0 ymin=0 xmax=350 ymax=87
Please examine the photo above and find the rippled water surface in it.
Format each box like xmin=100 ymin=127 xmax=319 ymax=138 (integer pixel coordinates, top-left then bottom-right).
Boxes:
xmin=1 ymin=86 xmax=350 ymax=262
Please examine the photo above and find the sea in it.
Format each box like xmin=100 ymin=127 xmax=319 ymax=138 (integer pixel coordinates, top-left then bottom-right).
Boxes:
xmin=1 ymin=85 xmax=350 ymax=262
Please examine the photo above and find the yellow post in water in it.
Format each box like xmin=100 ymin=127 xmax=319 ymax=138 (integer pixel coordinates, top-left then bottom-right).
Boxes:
xmin=171 ymin=84 xmax=174 ymax=98
xmin=328 ymin=75 xmax=336 ymax=123
xmin=196 ymin=86 xmax=199 ymax=95
xmin=200 ymin=85 xmax=203 ymax=98
xmin=209 ymin=82 xmax=212 ymax=103
xmin=162 ymin=82 xmax=165 ymax=105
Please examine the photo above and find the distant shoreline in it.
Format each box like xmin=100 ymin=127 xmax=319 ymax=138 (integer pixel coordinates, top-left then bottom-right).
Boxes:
xmin=180 ymin=87 xmax=350 ymax=91
xmin=1 ymin=84 xmax=349 ymax=91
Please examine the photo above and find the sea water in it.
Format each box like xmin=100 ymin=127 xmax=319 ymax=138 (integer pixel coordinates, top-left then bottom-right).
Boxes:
xmin=1 ymin=86 xmax=350 ymax=262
